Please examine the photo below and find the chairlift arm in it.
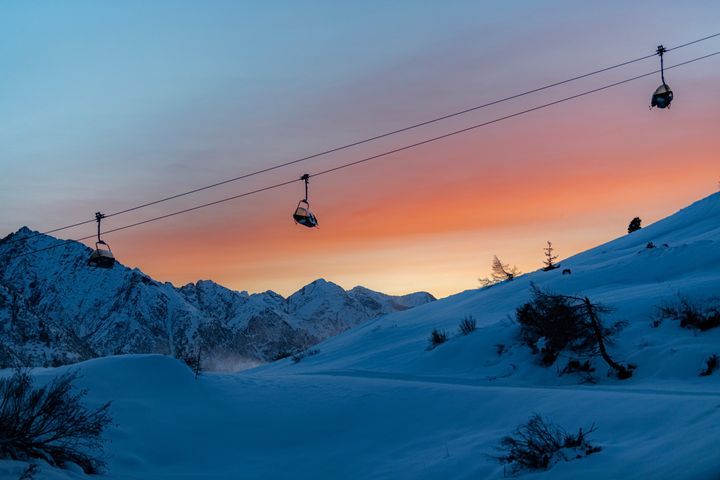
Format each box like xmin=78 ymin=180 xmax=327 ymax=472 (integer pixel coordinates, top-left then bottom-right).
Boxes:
xmin=657 ymin=45 xmax=667 ymax=85
xmin=301 ymin=174 xmax=310 ymax=202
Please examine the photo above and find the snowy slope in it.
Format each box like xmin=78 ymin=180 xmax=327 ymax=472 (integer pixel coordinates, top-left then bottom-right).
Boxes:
xmin=0 ymin=229 xmax=434 ymax=368
xmin=260 ymin=191 xmax=720 ymax=384
xmin=2 ymin=193 xmax=720 ymax=480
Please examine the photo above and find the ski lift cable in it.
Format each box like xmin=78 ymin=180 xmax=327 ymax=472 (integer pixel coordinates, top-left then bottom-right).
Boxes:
xmin=6 ymin=32 xmax=720 ymax=246
xmin=666 ymin=32 xmax=720 ymax=52
xmin=310 ymin=50 xmax=720 ymax=177
xmin=15 ymin=179 xmax=302 ymax=257
xmin=13 ymin=48 xmax=720 ymax=259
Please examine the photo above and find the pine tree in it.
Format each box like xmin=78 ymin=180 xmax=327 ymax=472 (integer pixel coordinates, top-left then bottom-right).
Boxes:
xmin=542 ymin=241 xmax=559 ymax=271
xmin=628 ymin=217 xmax=642 ymax=233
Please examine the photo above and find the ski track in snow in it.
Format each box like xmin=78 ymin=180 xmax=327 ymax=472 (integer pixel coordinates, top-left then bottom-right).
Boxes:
xmin=297 ymin=369 xmax=720 ymax=398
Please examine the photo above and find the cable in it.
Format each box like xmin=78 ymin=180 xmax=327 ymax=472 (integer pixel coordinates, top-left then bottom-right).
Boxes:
xmin=7 ymin=32 xmax=720 ymax=246
xmin=311 ymin=51 xmax=720 ymax=178
xmin=666 ymin=32 xmax=720 ymax=51
xmin=13 ymin=179 xmax=300 ymax=258
xmin=13 ymin=49 xmax=720 ymax=259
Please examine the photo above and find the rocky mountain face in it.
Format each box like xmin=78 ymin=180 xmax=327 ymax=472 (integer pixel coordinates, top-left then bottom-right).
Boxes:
xmin=0 ymin=227 xmax=435 ymax=370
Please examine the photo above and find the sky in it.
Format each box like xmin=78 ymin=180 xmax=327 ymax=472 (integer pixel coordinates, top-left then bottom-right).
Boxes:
xmin=1 ymin=1 xmax=719 ymax=298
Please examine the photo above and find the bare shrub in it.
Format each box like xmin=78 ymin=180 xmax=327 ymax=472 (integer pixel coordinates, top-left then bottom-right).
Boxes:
xmin=516 ymin=285 xmax=633 ymax=379
xmin=559 ymin=359 xmax=594 ymax=375
xmin=272 ymin=350 xmax=293 ymax=361
xmin=700 ymin=354 xmax=719 ymax=376
xmin=0 ymin=369 xmax=112 ymax=474
xmin=291 ymin=348 xmax=320 ymax=364
xmin=493 ymin=414 xmax=600 ymax=476
xmin=458 ymin=316 xmax=477 ymax=336
xmin=427 ymin=329 xmax=448 ymax=350
xmin=559 ymin=359 xmax=596 ymax=383
xmin=175 ymin=344 xmax=203 ymax=378
xmin=181 ymin=348 xmax=203 ymax=380
xmin=479 ymin=255 xmax=521 ymax=287
xmin=658 ymin=298 xmax=720 ymax=331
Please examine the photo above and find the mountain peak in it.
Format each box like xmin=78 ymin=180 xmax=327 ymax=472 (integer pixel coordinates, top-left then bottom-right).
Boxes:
xmin=291 ymin=279 xmax=345 ymax=299
xmin=2 ymin=226 xmax=36 ymax=242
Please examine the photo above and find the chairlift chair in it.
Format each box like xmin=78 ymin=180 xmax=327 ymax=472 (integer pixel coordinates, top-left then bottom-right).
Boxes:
xmin=293 ymin=200 xmax=318 ymax=228
xmin=292 ymin=174 xmax=318 ymax=228
xmin=651 ymin=45 xmax=673 ymax=109
xmin=88 ymin=212 xmax=116 ymax=268
xmin=88 ymin=240 xmax=116 ymax=268
xmin=651 ymin=83 xmax=673 ymax=109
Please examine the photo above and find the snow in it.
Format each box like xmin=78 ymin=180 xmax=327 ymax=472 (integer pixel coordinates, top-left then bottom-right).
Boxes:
xmin=2 ymin=192 xmax=720 ymax=479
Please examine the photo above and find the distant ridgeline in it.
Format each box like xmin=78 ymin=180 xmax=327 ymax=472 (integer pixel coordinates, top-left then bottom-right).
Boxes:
xmin=0 ymin=227 xmax=434 ymax=369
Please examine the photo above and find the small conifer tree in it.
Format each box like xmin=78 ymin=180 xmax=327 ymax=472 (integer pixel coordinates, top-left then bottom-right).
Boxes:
xmin=628 ymin=217 xmax=642 ymax=233
xmin=543 ymin=241 xmax=559 ymax=271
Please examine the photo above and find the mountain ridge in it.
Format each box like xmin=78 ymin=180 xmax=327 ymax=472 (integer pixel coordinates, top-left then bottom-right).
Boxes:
xmin=0 ymin=227 xmax=435 ymax=369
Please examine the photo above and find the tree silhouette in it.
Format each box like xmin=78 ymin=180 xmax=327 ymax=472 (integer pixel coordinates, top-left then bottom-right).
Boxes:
xmin=479 ymin=256 xmax=521 ymax=287
xmin=628 ymin=217 xmax=642 ymax=233
xmin=492 ymin=255 xmax=520 ymax=281
xmin=542 ymin=241 xmax=559 ymax=271
xmin=516 ymin=285 xmax=633 ymax=379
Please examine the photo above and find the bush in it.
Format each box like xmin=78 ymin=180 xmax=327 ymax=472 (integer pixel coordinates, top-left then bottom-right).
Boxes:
xmin=458 ymin=316 xmax=477 ymax=335
xmin=628 ymin=217 xmax=642 ymax=233
xmin=700 ymin=354 xmax=719 ymax=377
xmin=291 ymin=348 xmax=319 ymax=364
xmin=658 ymin=298 xmax=720 ymax=331
xmin=516 ymin=285 xmax=632 ymax=379
xmin=516 ymin=287 xmax=594 ymax=366
xmin=179 ymin=349 xmax=203 ymax=379
xmin=559 ymin=359 xmax=594 ymax=375
xmin=0 ymin=369 xmax=112 ymax=474
xmin=559 ymin=359 xmax=596 ymax=383
xmin=273 ymin=350 xmax=294 ymax=361
xmin=493 ymin=414 xmax=600 ymax=476
xmin=427 ymin=329 xmax=448 ymax=349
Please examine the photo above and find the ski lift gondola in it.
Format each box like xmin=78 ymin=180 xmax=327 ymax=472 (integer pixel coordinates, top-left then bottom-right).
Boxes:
xmin=292 ymin=174 xmax=318 ymax=228
xmin=88 ymin=212 xmax=116 ymax=268
xmin=651 ymin=45 xmax=673 ymax=109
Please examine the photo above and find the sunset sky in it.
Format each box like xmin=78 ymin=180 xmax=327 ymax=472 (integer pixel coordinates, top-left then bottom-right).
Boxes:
xmin=2 ymin=1 xmax=719 ymax=298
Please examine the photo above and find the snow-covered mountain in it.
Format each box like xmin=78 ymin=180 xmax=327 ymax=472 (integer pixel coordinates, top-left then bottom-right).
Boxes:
xmin=0 ymin=228 xmax=434 ymax=369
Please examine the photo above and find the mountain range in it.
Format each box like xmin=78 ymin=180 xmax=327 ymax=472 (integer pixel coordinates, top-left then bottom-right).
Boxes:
xmin=0 ymin=227 xmax=434 ymax=369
